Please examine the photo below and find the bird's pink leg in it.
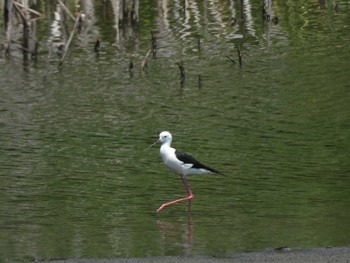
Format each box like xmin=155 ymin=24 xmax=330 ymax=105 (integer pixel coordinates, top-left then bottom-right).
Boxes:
xmin=157 ymin=176 xmax=193 ymax=212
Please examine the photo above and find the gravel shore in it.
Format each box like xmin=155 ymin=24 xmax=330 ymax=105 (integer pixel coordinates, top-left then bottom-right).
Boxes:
xmin=32 ymin=246 xmax=350 ymax=263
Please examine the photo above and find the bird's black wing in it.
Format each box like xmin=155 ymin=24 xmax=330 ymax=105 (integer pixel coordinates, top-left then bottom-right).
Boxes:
xmin=175 ymin=149 xmax=223 ymax=175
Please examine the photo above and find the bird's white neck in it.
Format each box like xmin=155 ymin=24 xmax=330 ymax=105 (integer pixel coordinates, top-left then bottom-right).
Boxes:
xmin=160 ymin=140 xmax=172 ymax=148
xmin=160 ymin=141 xmax=174 ymax=161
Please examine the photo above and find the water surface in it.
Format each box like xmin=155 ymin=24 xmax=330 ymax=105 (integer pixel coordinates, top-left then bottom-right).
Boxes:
xmin=0 ymin=0 xmax=349 ymax=261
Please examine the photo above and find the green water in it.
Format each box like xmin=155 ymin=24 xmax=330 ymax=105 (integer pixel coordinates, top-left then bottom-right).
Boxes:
xmin=0 ymin=0 xmax=349 ymax=261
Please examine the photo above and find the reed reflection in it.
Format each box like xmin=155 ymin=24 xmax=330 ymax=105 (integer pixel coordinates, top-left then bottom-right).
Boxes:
xmin=2 ymin=0 xmax=282 ymax=65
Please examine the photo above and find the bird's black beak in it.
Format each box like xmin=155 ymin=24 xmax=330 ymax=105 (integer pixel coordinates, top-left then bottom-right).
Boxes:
xmin=145 ymin=138 xmax=160 ymax=150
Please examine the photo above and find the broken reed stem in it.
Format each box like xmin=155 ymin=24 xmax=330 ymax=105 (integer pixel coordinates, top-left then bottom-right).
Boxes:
xmin=11 ymin=0 xmax=31 ymax=60
xmin=11 ymin=0 xmax=42 ymax=18
xmin=57 ymin=0 xmax=76 ymax=21
xmin=151 ymin=31 xmax=157 ymax=58
xmin=198 ymin=75 xmax=202 ymax=88
xmin=237 ymin=47 xmax=242 ymax=67
xmin=95 ymin=38 xmax=100 ymax=53
xmin=177 ymin=61 xmax=185 ymax=80
xmin=11 ymin=0 xmax=27 ymax=23
xmin=59 ymin=14 xmax=80 ymax=67
xmin=226 ymin=55 xmax=236 ymax=64
xmin=141 ymin=48 xmax=151 ymax=71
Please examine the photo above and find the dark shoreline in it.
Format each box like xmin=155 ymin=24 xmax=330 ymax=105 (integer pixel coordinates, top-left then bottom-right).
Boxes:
xmin=19 ymin=246 xmax=350 ymax=263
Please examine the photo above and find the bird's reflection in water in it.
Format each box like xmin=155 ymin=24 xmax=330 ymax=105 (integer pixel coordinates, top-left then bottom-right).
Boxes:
xmin=157 ymin=201 xmax=193 ymax=256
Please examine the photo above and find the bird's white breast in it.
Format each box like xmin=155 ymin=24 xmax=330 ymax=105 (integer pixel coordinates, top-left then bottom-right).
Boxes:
xmin=160 ymin=145 xmax=188 ymax=175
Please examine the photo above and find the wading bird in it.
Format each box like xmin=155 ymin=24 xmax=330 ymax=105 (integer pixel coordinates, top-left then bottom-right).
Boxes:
xmin=149 ymin=131 xmax=224 ymax=212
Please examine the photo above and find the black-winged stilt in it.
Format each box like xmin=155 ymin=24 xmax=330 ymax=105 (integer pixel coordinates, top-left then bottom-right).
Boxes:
xmin=149 ymin=131 xmax=224 ymax=212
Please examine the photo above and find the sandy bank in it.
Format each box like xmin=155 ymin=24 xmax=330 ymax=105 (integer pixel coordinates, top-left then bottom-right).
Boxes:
xmin=29 ymin=246 xmax=350 ymax=263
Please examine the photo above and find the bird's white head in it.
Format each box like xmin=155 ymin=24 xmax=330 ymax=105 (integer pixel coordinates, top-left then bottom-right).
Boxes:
xmin=159 ymin=131 xmax=172 ymax=145
xmin=145 ymin=131 xmax=173 ymax=150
